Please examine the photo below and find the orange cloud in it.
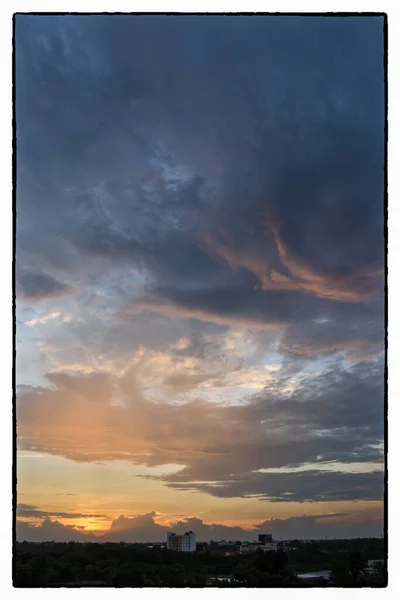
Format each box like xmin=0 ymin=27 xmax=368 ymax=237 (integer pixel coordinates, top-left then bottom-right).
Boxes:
xmin=200 ymin=219 xmax=382 ymax=303
xmin=125 ymin=301 xmax=283 ymax=331
xmin=17 ymin=370 xmax=239 ymax=468
xmin=16 ymin=364 xmax=384 ymax=501
xmin=279 ymin=336 xmax=382 ymax=360
xmin=200 ymin=230 xmax=275 ymax=290
xmin=264 ymin=217 xmax=382 ymax=302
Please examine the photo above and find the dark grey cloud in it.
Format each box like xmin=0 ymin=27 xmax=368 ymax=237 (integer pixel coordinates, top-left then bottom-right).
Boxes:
xmin=279 ymin=308 xmax=384 ymax=360
xmin=17 ymin=269 xmax=74 ymax=301
xmin=16 ymin=503 xmax=108 ymax=520
xmin=128 ymin=280 xmax=383 ymax=337
xmin=15 ymin=16 xmax=384 ymax=362
xmin=165 ymin=469 xmax=384 ymax=503
xmin=245 ymin=359 xmax=385 ymax=439
xmin=254 ymin=512 xmax=384 ymax=540
xmin=16 ymin=517 xmax=89 ymax=543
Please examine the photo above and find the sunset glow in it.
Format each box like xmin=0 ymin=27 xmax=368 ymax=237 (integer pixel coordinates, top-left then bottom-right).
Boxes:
xmin=15 ymin=14 xmax=385 ymax=543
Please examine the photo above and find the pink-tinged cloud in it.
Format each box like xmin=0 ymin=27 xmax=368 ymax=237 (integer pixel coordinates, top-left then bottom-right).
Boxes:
xmin=200 ymin=219 xmax=382 ymax=304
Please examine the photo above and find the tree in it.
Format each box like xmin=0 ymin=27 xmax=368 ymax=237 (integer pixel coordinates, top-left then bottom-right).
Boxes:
xmin=13 ymin=560 xmax=33 ymax=587
xmin=348 ymin=551 xmax=367 ymax=580
xmin=158 ymin=563 xmax=186 ymax=587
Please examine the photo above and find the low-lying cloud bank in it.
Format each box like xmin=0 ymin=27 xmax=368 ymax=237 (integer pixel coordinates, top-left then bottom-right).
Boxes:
xmin=16 ymin=507 xmax=384 ymax=543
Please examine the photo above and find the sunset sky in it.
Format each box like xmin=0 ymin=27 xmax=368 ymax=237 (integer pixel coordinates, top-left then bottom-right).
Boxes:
xmin=15 ymin=14 xmax=385 ymax=542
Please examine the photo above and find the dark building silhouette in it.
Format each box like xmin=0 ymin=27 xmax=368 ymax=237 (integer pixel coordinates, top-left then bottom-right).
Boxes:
xmin=258 ymin=534 xmax=273 ymax=543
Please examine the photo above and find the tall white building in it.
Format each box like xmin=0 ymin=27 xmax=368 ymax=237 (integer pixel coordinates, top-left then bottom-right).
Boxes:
xmin=167 ymin=531 xmax=196 ymax=552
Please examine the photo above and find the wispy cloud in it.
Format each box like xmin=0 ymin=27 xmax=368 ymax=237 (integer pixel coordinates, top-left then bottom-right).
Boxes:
xmin=25 ymin=312 xmax=72 ymax=327
xmin=16 ymin=503 xmax=108 ymax=520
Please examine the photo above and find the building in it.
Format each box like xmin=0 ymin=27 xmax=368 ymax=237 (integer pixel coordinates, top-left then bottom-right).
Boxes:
xmin=167 ymin=531 xmax=196 ymax=552
xmin=251 ymin=541 xmax=278 ymax=552
xmin=196 ymin=542 xmax=208 ymax=552
xmin=236 ymin=541 xmax=278 ymax=553
xmin=365 ymin=559 xmax=384 ymax=574
xmin=262 ymin=542 xmax=278 ymax=552
xmin=258 ymin=534 xmax=273 ymax=543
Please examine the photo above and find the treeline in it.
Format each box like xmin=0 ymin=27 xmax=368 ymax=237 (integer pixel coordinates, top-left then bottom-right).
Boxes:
xmin=13 ymin=538 xmax=386 ymax=587
xmin=284 ymin=537 xmax=385 ymax=573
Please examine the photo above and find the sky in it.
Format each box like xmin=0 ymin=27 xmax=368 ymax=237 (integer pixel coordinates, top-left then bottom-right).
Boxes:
xmin=15 ymin=14 xmax=385 ymax=542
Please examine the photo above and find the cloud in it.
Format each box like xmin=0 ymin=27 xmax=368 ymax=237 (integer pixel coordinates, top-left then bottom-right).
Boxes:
xmin=164 ymin=470 xmax=384 ymax=503
xmin=16 ymin=517 xmax=89 ymax=543
xmin=127 ymin=283 xmax=383 ymax=361
xmin=16 ymin=508 xmax=384 ymax=542
xmin=103 ymin=512 xmax=167 ymax=542
xmin=201 ymin=221 xmax=383 ymax=304
xmin=17 ymin=362 xmax=384 ymax=503
xmin=24 ymin=311 xmax=72 ymax=327
xmin=17 ymin=270 xmax=74 ymax=301
xmin=16 ymin=503 xmax=108 ymax=520
xmin=15 ymin=16 xmax=385 ymax=524
xmin=15 ymin=17 xmax=384 ymax=362
xmin=278 ymin=310 xmax=384 ymax=360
